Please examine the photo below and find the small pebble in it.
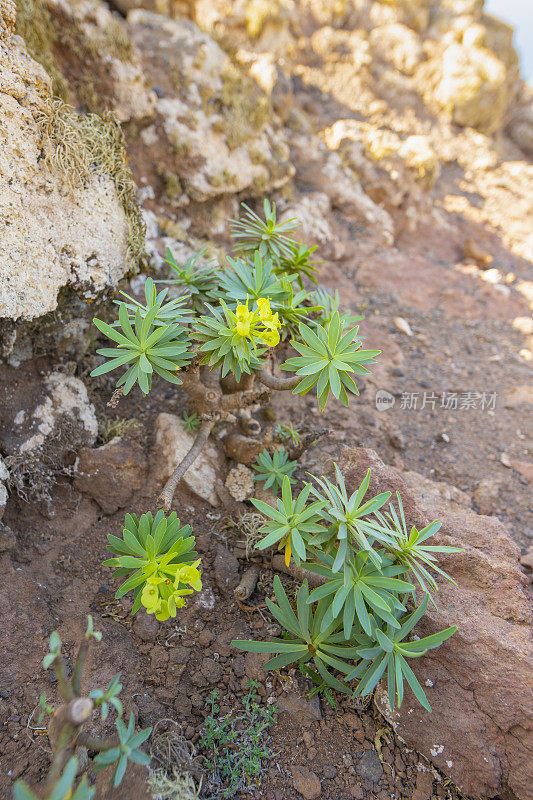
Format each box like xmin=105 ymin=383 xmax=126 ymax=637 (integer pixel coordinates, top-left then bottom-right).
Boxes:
xmin=389 ymin=430 xmax=405 ymax=450
xmin=394 ymin=316 xmax=414 ymax=336
xmin=500 ymin=452 xmax=511 ymax=468
xmin=358 ymin=749 xmax=383 ymax=783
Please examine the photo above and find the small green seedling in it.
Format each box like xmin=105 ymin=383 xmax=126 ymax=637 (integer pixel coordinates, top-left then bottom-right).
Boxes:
xmin=252 ymin=447 xmax=297 ymax=493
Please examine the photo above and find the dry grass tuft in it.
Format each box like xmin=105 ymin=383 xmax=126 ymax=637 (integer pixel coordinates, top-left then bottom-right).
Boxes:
xmin=36 ymin=99 xmax=145 ymax=262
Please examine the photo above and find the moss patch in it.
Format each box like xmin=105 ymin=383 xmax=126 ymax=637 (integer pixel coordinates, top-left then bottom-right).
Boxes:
xmin=157 ymin=167 xmax=184 ymax=203
xmin=244 ymin=0 xmax=282 ymax=40
xmin=220 ymin=63 xmax=272 ymax=149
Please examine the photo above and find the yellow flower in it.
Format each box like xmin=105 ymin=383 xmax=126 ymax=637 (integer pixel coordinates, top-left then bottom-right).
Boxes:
xmin=260 ymin=328 xmax=280 ymax=347
xmin=257 ymin=299 xmax=280 ymax=328
xmin=146 ymin=574 xmax=164 ymax=585
xmin=175 ymin=560 xmax=202 ymax=592
xmin=255 ymin=298 xmax=282 ymax=347
xmin=141 ymin=583 xmax=161 ymax=613
xmin=256 ymin=297 xmax=272 ymax=322
xmin=236 ymin=318 xmax=251 ymax=336
xmin=267 ymin=311 xmax=281 ymax=330
xmin=235 ymin=302 xmax=254 ymax=338
xmin=155 ymin=600 xmax=171 ymax=621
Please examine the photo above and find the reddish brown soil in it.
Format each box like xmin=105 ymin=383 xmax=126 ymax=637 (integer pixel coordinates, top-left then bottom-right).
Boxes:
xmin=0 ymin=458 xmax=463 ymax=800
xmin=2 ymin=44 xmax=532 ymax=800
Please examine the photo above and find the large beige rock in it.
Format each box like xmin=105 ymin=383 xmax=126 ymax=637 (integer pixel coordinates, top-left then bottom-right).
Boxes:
xmin=507 ymin=86 xmax=533 ymax=156
xmin=112 ymin=0 xmax=194 ymax=17
xmin=43 ymin=0 xmax=157 ymax=122
xmin=0 ymin=0 xmax=15 ymax=37
xmin=333 ymin=447 xmax=533 ymax=800
xmin=127 ymin=11 xmax=293 ymax=204
xmin=289 ymin=132 xmax=395 ymax=245
xmin=369 ymin=22 xmax=423 ymax=75
xmin=310 ymin=26 xmax=371 ymax=69
xmin=368 ymin=0 xmax=430 ymax=33
xmin=0 ymin=16 xmax=140 ymax=321
xmin=417 ymin=42 xmax=508 ymax=134
xmin=427 ymin=0 xmax=484 ymax=36
xmin=195 ymin=0 xmax=296 ymax=55
xmin=153 ymin=413 xmax=225 ymax=507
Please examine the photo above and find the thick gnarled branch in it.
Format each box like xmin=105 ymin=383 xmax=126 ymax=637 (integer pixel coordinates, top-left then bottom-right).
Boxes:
xmin=158 ymin=418 xmax=216 ymax=512
xmin=257 ymin=369 xmax=300 ymax=391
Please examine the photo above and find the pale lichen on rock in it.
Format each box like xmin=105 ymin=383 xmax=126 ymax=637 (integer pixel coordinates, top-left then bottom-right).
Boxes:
xmin=127 ymin=10 xmax=294 ymax=205
xmin=0 ymin=7 xmax=144 ymax=323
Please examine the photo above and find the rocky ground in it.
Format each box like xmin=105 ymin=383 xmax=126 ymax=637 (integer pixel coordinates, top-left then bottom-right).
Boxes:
xmin=0 ymin=0 xmax=532 ymax=799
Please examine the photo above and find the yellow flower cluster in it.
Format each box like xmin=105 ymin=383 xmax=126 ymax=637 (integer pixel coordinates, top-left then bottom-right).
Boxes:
xmin=234 ymin=297 xmax=282 ymax=348
xmin=140 ymin=560 xmax=202 ymax=621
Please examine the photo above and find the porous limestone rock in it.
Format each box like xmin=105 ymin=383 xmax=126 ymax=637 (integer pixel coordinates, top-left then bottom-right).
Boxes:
xmin=225 ymin=463 xmax=254 ymax=502
xmin=310 ymin=26 xmax=371 ymax=71
xmin=289 ymin=132 xmax=395 ymax=246
xmin=153 ymin=412 xmax=225 ymax=507
xmin=280 ymin=192 xmax=334 ymax=245
xmin=416 ymin=42 xmax=508 ymax=134
xmin=507 ymin=85 xmax=533 ymax=156
xmin=369 ymin=22 xmax=423 ymax=75
xmin=0 ymin=11 xmax=137 ymax=322
xmin=236 ymin=50 xmax=293 ymax=122
xmin=1 ymin=0 xmax=15 ymax=36
xmin=127 ymin=10 xmax=294 ymax=204
xmin=397 ymin=135 xmax=440 ymax=185
xmin=333 ymin=447 xmax=533 ymax=800
xmin=368 ymin=0 xmax=430 ymax=32
xmin=17 ymin=373 xmax=98 ymax=455
xmin=112 ymin=0 xmax=194 ymax=15
xmin=43 ymin=0 xmax=156 ymax=122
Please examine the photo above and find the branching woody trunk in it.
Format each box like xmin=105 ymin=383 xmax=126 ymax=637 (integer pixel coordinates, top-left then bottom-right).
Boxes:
xmin=155 ymin=359 xmax=327 ymax=511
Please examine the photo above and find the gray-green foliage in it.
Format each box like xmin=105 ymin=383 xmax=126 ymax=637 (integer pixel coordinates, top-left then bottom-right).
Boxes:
xmin=163 ymin=247 xmax=220 ymax=311
xmin=199 ymin=681 xmax=277 ymax=799
xmin=281 ymin=314 xmax=379 ymax=411
xmin=91 ymin=199 xmax=380 ymax=411
xmin=92 ymin=279 xmax=192 ymax=395
xmin=251 ymin=478 xmax=326 ymax=567
xmin=252 ymin=447 xmax=297 ymax=493
xmin=13 ymin=758 xmax=94 ymax=800
xmin=275 ymin=422 xmax=301 ymax=446
xmin=94 ymin=713 xmax=152 ymax=787
xmin=90 ymin=673 xmax=123 ymax=720
xmin=182 ymin=411 xmax=201 ymax=433
xmin=230 ymin=199 xmax=297 ymax=262
xmin=234 ymin=466 xmax=461 ymax=711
